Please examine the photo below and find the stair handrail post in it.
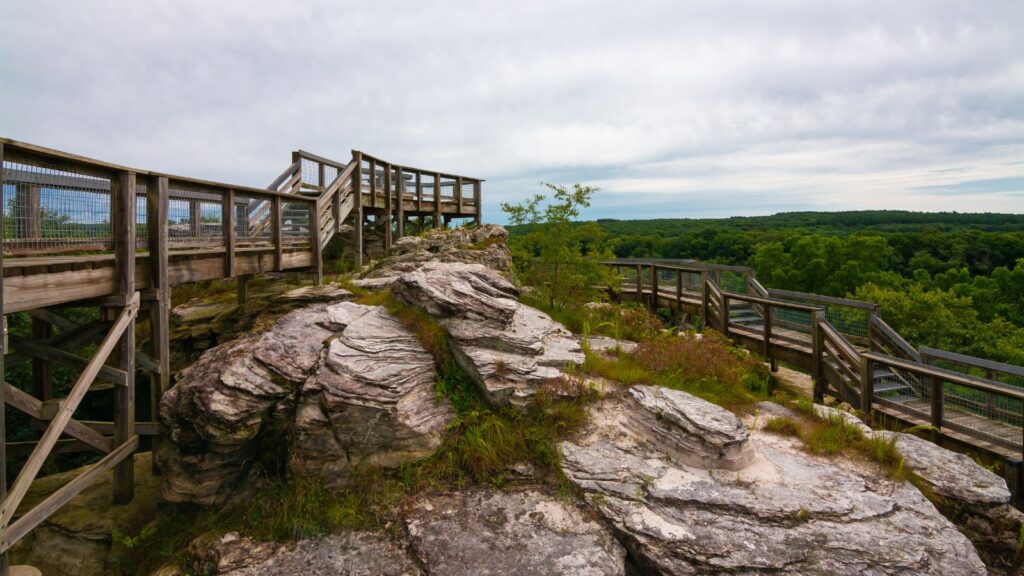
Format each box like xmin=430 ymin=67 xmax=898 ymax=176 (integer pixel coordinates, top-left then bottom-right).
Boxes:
xmin=859 ymin=353 xmax=874 ymax=415
xmin=700 ymin=272 xmax=709 ymax=329
xmin=650 ymin=265 xmax=659 ymax=312
xmin=675 ymin=268 xmax=683 ymax=322
xmin=721 ymin=292 xmax=730 ymax=338
xmin=635 ymin=264 xmax=643 ymax=305
xmin=311 ymin=196 xmax=323 ymax=286
xmin=811 ymin=309 xmax=825 ymax=402
xmin=351 ymin=151 xmax=364 ymax=270
xmin=764 ymin=302 xmax=776 ymax=372
xmin=930 ymin=372 xmax=944 ymax=433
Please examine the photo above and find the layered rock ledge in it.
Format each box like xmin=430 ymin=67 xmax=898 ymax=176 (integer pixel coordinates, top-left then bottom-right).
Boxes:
xmin=560 ymin=387 xmax=987 ymax=575
xmin=159 ymin=301 xmax=452 ymax=505
xmin=391 ymin=262 xmax=585 ymax=407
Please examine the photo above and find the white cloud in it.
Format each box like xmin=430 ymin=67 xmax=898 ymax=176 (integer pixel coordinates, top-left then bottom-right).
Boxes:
xmin=1 ymin=0 xmax=1021 ymax=222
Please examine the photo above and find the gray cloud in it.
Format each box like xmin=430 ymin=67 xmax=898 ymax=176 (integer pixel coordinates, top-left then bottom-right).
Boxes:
xmin=2 ymin=0 xmax=1022 ymax=222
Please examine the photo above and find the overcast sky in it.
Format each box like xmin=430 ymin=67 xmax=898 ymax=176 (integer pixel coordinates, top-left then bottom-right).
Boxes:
xmin=2 ymin=0 xmax=1022 ymax=223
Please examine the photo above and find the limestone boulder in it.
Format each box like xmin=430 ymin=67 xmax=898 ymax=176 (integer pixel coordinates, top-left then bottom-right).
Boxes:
xmin=404 ymin=488 xmax=626 ymax=576
xmin=391 ymin=262 xmax=585 ymax=407
xmin=560 ymin=392 xmax=987 ymax=575
xmin=159 ymin=302 xmax=452 ymax=505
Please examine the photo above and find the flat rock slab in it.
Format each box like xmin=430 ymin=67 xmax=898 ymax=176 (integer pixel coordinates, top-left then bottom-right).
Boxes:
xmin=392 ymin=262 xmax=585 ymax=407
xmin=560 ymin=395 xmax=987 ymax=575
xmin=587 ymin=335 xmax=638 ymax=356
xmin=405 ymin=489 xmax=626 ymax=576
xmin=878 ymin=431 xmax=1010 ymax=505
xmin=193 ymin=531 xmax=420 ymax=576
xmin=277 ymin=283 xmax=353 ymax=304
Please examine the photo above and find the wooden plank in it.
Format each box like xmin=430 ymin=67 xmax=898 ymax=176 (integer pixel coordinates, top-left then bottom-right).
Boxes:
xmin=26 ymin=309 xmax=77 ymax=332
xmin=383 ymin=164 xmax=392 ymax=254
xmin=473 ymin=180 xmax=482 ymax=223
xmin=9 ymin=337 xmax=127 ymax=385
xmin=30 ymin=317 xmax=52 ymax=401
xmin=80 ymin=421 xmax=158 ymax=436
xmin=1 ymin=437 xmax=138 ymax=553
xmin=0 ymin=295 xmax=135 ymax=529
xmin=352 ymin=152 xmax=363 ymax=270
xmin=768 ymin=288 xmax=877 ymax=310
xmin=311 ymin=187 xmax=323 ymax=286
xmin=455 ymin=176 xmax=463 ymax=213
xmin=0 ymin=137 xmax=8 ymax=573
xmin=147 ymin=176 xmax=170 ymax=462
xmin=2 ymin=383 xmax=112 ymax=453
xmin=864 ymin=351 xmax=1024 ymax=400
xmin=919 ymin=346 xmax=1024 ymax=378
xmin=112 ymin=171 xmax=137 ymax=505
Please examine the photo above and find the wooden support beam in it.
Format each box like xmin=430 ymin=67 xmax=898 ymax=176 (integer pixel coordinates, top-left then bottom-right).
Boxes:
xmin=352 ymin=152 xmax=364 ymax=270
xmin=415 ymin=171 xmax=423 ymax=212
xmin=395 ymin=166 xmax=405 ymax=239
xmin=188 ymin=199 xmax=201 ymax=238
xmin=147 ymin=176 xmax=170 ymax=474
xmin=473 ymin=180 xmax=482 ymax=224
xmin=223 ymin=189 xmax=235 ymax=278
xmin=455 ymin=176 xmax=463 ymax=213
xmin=368 ymin=158 xmax=377 ymax=209
xmin=30 ymin=318 xmax=51 ymax=401
xmin=0 ymin=293 xmax=138 ymax=530
xmin=26 ymin=309 xmax=77 ymax=333
xmin=0 ymin=140 xmax=8 ymax=576
xmin=2 ymin=383 xmax=112 ymax=453
xmin=272 ymin=196 xmax=283 ymax=271
xmin=1 ymin=437 xmax=138 ymax=553
xmin=311 ymin=198 xmax=323 ymax=286
xmin=383 ymin=164 xmax=393 ymax=255
xmin=112 ymin=171 xmax=136 ymax=505
xmin=9 ymin=336 xmax=127 ymax=386
xmin=433 ymin=173 xmax=442 ymax=228
xmin=237 ymin=275 xmax=249 ymax=305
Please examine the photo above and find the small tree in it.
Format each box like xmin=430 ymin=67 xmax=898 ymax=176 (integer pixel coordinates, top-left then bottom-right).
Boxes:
xmin=502 ymin=183 xmax=616 ymax=311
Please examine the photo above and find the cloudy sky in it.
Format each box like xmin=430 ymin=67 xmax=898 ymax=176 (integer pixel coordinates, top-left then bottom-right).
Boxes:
xmin=2 ymin=0 xmax=1022 ymax=222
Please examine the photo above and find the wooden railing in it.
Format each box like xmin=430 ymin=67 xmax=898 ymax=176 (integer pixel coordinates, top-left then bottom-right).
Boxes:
xmin=607 ymin=258 xmax=1024 ymax=470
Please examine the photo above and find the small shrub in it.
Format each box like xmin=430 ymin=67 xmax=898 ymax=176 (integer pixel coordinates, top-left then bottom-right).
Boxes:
xmin=804 ymin=414 xmax=865 ymax=455
xmin=764 ymin=416 xmax=801 ymax=437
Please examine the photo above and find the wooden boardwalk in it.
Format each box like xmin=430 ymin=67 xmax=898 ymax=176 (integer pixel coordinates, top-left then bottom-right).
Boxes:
xmin=0 ymin=137 xmax=483 ymax=569
xmin=611 ymin=259 xmax=1024 ymax=503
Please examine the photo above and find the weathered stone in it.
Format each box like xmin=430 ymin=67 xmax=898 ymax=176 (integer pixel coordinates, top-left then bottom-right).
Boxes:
xmin=392 ymin=262 xmax=584 ymax=407
xmin=878 ymin=431 xmax=1022 ymax=574
xmin=291 ymin=302 xmax=453 ymax=477
xmin=626 ymin=385 xmax=752 ymax=470
xmin=160 ymin=302 xmax=452 ymax=504
xmin=587 ymin=335 xmax=638 ymax=356
xmin=189 ymin=531 xmax=421 ymax=576
xmin=560 ymin=396 xmax=987 ymax=575
xmin=10 ymin=454 xmax=160 ymax=576
xmin=813 ymin=403 xmax=872 ymax=435
xmin=404 ymin=488 xmax=626 ymax=576
xmin=277 ymin=282 xmax=353 ymax=305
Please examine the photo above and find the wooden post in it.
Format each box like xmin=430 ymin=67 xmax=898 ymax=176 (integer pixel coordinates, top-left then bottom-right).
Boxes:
xmin=369 ymin=158 xmax=377 ymax=210
xmin=112 ymin=171 xmax=136 ymax=505
xmin=223 ymin=189 xmax=235 ymax=278
xmin=764 ymin=304 xmax=776 ymax=372
xmin=14 ymin=184 xmax=41 ymax=240
xmin=473 ymin=180 xmax=482 ymax=224
xmin=237 ymin=275 xmax=249 ymax=305
xmin=700 ymin=271 xmax=709 ymax=328
xmin=147 ymin=176 xmax=170 ymax=475
xmin=317 ymin=160 xmax=325 ymax=190
xmin=860 ymin=354 xmax=874 ymax=414
xmin=930 ymin=374 xmax=944 ymax=431
xmin=675 ymin=269 xmax=682 ymax=322
xmin=188 ymin=199 xmax=201 ymax=239
xmin=868 ymin=305 xmax=881 ymax=352
xmin=31 ymin=317 xmax=52 ymax=401
xmin=351 ymin=152 xmax=363 ymax=270
xmin=455 ymin=176 xmax=463 ymax=214
xmin=383 ymin=164 xmax=393 ymax=255
xmin=1 ymin=141 xmax=8 ymax=576
xmin=396 ymin=166 xmax=405 ymax=239
xmin=635 ymin=265 xmax=643 ymax=306
xmin=433 ymin=174 xmax=442 ymax=228
xmin=332 ymin=177 xmax=341 ymax=234
xmin=721 ymin=294 xmax=730 ymax=338
xmin=272 ymin=196 xmax=283 ymax=271
xmin=650 ymin=266 xmax=659 ymax=312
xmin=811 ymin=310 xmax=825 ymax=403
xmin=311 ymin=199 xmax=323 ymax=286
xmin=415 ymin=171 xmax=423 ymax=212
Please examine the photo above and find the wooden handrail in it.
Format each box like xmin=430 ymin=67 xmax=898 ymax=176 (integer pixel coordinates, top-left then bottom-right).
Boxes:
xmin=870 ymin=316 xmax=921 ymax=362
xmin=353 ymin=149 xmax=485 ymax=183
xmin=267 ymin=161 xmax=300 ymax=191
xmin=863 ymin=351 xmax=1024 ymax=401
xmin=768 ymin=288 xmax=878 ymax=310
xmin=720 ymin=290 xmax=823 ymax=314
xmin=919 ymin=346 xmax=1024 ymax=379
xmin=820 ymin=321 xmax=862 ymax=367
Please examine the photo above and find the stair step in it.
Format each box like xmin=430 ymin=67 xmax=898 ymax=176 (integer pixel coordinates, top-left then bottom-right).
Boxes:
xmin=873 ymin=380 xmax=912 ymax=394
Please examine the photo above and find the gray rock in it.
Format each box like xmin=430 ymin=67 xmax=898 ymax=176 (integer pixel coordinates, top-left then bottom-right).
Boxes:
xmin=190 ymin=531 xmax=421 ymax=576
xmin=813 ymin=404 xmax=872 ymax=435
xmin=277 ymin=282 xmax=353 ymax=304
xmin=560 ymin=394 xmax=987 ymax=575
xmin=291 ymin=303 xmax=453 ymax=477
xmin=587 ymin=335 xmax=638 ymax=356
xmin=404 ymin=488 xmax=626 ymax=576
xmin=626 ymin=386 xmax=752 ymax=470
xmin=159 ymin=302 xmax=452 ymax=504
xmin=392 ymin=262 xmax=585 ymax=407
xmin=360 ymin=224 xmax=512 ymax=287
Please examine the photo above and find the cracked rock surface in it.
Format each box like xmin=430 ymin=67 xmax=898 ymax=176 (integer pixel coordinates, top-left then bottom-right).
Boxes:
xmin=559 ymin=388 xmax=987 ymax=575
xmin=158 ymin=302 xmax=452 ymax=505
xmin=392 ymin=261 xmax=585 ymax=407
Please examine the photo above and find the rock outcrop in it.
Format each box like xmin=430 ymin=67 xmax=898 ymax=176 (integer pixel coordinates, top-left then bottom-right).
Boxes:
xmin=560 ymin=387 xmax=987 ymax=575
xmin=358 ymin=223 xmax=511 ymax=287
xmin=404 ymin=489 xmax=627 ymax=576
xmin=879 ymin=431 xmax=1024 ymax=575
xmin=391 ymin=262 xmax=585 ymax=407
xmin=159 ymin=302 xmax=452 ymax=505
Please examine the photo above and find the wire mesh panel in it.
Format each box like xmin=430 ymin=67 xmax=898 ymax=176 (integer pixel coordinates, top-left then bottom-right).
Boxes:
xmin=300 ymin=158 xmax=321 ymax=187
xmin=234 ymin=195 xmax=273 ymax=245
xmin=873 ymin=362 xmax=929 ymax=416
xmin=324 ymin=165 xmax=338 ymax=188
xmin=282 ymin=201 xmax=311 ymax=244
xmin=770 ymin=306 xmax=814 ymax=335
xmin=718 ymin=270 xmax=748 ymax=293
xmin=2 ymin=160 xmax=114 ymax=255
xmin=168 ymin=183 xmax=224 ymax=248
xmin=135 ymin=180 xmax=148 ymax=250
xmin=771 ymin=291 xmax=872 ymax=340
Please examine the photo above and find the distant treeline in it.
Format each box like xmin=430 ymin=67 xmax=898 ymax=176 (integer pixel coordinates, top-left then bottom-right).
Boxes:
xmin=510 ymin=210 xmax=1024 ymax=364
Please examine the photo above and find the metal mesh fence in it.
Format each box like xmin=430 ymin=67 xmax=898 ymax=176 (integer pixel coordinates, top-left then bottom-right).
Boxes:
xmin=135 ymin=180 xmax=148 ymax=250
xmin=282 ymin=201 xmax=311 ymax=244
xmin=2 ymin=160 xmax=114 ymax=254
xmin=168 ymin=184 xmax=223 ymax=248
xmin=300 ymin=158 xmax=320 ymax=186
xmin=771 ymin=291 xmax=872 ymax=339
xmin=234 ymin=195 xmax=273 ymax=245
xmin=324 ymin=165 xmax=338 ymax=188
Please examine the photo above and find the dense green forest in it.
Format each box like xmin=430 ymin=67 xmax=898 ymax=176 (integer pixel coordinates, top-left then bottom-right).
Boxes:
xmin=510 ymin=211 xmax=1024 ymax=364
